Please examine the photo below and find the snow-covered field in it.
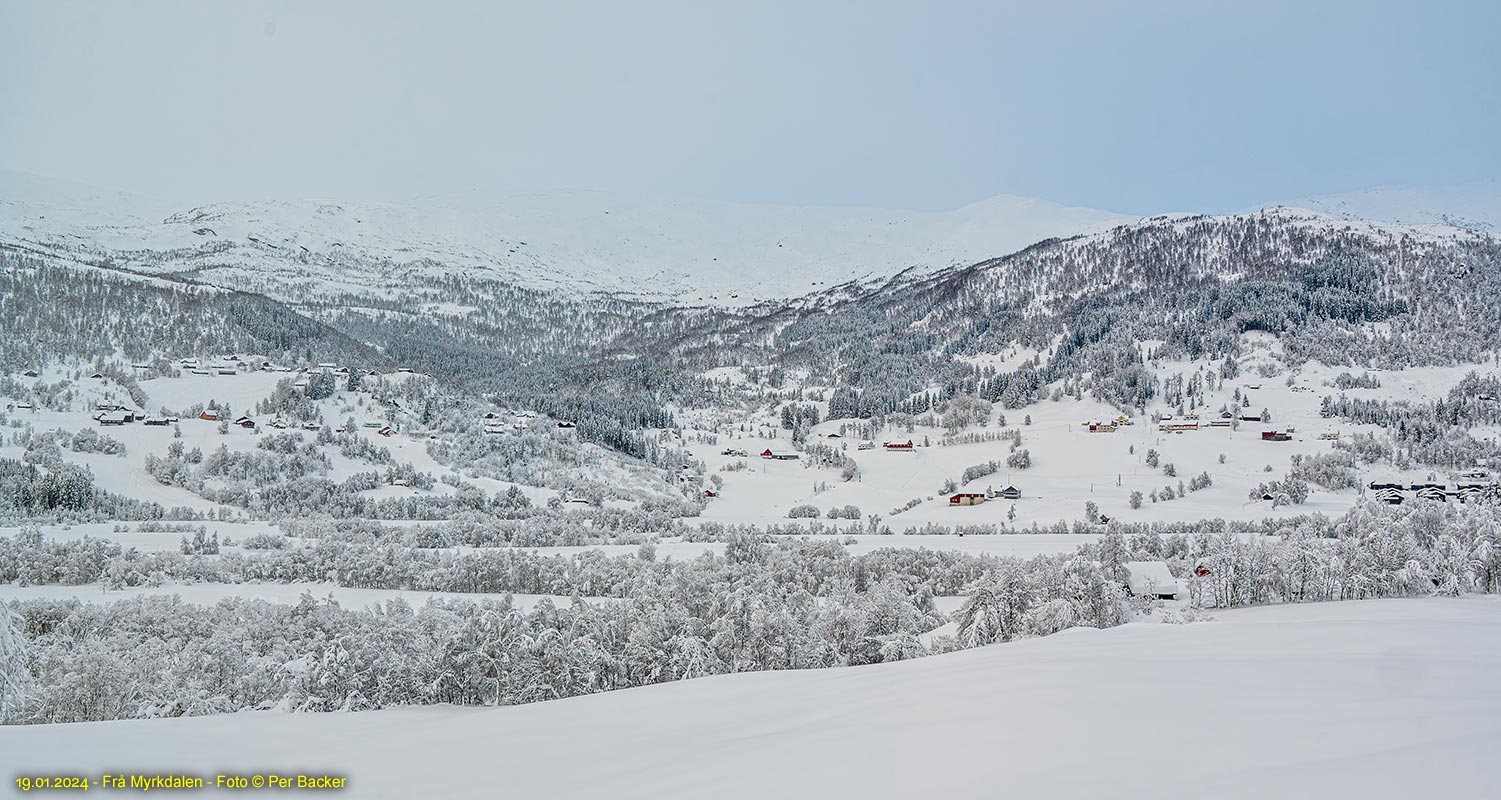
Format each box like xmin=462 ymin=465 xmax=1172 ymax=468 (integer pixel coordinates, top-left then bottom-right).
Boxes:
xmin=5 ymin=598 xmax=1494 ymax=799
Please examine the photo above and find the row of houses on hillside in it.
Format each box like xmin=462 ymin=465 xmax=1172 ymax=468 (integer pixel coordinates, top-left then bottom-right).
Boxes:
xmin=1368 ymin=480 xmax=1498 ymax=504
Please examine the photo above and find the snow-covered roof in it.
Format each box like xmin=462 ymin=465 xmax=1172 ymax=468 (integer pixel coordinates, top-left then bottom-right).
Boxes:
xmin=1124 ymin=561 xmax=1179 ymax=598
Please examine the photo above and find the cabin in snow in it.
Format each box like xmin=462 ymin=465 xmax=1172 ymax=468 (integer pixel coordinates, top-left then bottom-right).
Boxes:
xmin=233 ymin=415 xmax=255 ymax=428
xmin=1124 ymin=561 xmax=1180 ymax=600
xmin=22 ymin=369 xmax=38 ymax=378
xmin=883 ymin=440 xmax=915 ymax=451
xmin=377 ymin=426 xmax=393 ymax=437
xmin=1416 ymin=486 xmax=1448 ymax=502
xmin=997 ymin=485 xmax=1022 ymax=500
xmin=199 ymin=411 xmax=219 ymax=421
xmin=97 ymin=411 xmax=127 ymax=426
xmin=1261 ymin=431 xmax=1291 ymax=442
xmin=761 ymin=449 xmax=800 ymax=460
xmin=949 ymin=492 xmax=986 ymax=506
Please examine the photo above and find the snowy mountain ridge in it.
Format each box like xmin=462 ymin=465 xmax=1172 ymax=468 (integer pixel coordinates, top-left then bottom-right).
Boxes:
xmin=0 ymin=171 xmax=1136 ymax=306
xmin=1263 ymin=181 xmax=1501 ymax=234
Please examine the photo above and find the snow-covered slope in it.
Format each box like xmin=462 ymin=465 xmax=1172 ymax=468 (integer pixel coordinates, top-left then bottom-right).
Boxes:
xmin=1268 ymin=181 xmax=1501 ymax=234
xmin=0 ymin=171 xmax=1134 ymax=305
xmin=0 ymin=171 xmax=175 ymax=229
xmin=4 ymin=598 xmax=1495 ymax=799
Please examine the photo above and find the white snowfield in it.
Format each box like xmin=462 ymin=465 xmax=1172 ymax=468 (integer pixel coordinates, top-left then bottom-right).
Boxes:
xmin=4 ymin=598 xmax=1495 ymax=799
xmin=0 ymin=170 xmax=1134 ymax=305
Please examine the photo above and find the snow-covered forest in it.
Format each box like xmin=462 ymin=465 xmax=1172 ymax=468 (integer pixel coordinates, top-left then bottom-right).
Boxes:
xmin=2 ymin=499 xmax=1498 ymax=723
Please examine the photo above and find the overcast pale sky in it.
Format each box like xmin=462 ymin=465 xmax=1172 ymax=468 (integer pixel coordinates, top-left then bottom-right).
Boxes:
xmin=2 ymin=1 xmax=1497 ymax=213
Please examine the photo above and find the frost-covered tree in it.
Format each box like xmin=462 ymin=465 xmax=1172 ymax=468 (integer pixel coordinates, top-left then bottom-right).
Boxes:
xmin=0 ymin=605 xmax=29 ymax=722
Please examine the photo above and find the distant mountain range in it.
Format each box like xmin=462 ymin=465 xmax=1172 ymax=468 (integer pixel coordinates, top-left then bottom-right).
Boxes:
xmin=3 ymin=169 xmax=1497 ymax=318
xmin=0 ymin=171 xmax=1138 ymax=306
xmin=1262 ymin=181 xmax=1501 ymax=234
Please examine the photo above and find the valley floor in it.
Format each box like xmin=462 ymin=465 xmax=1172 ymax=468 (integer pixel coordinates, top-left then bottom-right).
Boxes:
xmin=5 ymin=597 xmax=1496 ymax=799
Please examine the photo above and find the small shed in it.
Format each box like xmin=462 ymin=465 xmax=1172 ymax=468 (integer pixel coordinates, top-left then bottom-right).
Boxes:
xmin=1124 ymin=561 xmax=1180 ymax=600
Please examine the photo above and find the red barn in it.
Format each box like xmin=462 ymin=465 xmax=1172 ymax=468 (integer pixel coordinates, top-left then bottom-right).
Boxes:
xmin=949 ymin=492 xmax=986 ymax=506
xmin=883 ymin=440 xmax=915 ymax=451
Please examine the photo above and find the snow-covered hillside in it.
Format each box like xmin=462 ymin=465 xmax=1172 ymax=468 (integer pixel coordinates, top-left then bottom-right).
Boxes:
xmin=5 ymin=598 xmax=1494 ymax=799
xmin=0 ymin=171 xmax=1134 ymax=305
xmin=1269 ymin=181 xmax=1501 ymax=234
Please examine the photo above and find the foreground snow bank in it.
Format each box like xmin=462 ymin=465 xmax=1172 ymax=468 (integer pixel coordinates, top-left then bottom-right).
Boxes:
xmin=4 ymin=598 xmax=1496 ymax=799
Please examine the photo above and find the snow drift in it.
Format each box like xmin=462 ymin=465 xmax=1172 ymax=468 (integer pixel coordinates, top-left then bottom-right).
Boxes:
xmin=3 ymin=598 xmax=1496 ymax=799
